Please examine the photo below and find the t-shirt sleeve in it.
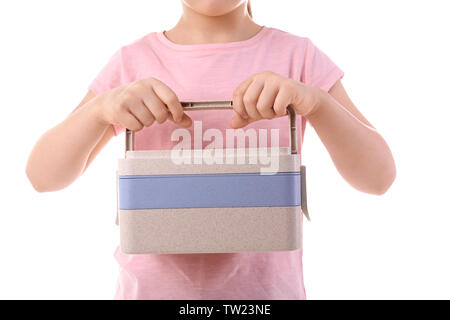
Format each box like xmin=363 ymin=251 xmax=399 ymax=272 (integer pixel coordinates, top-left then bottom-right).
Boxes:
xmin=88 ymin=48 xmax=125 ymax=136
xmin=300 ymin=38 xmax=344 ymax=138
xmin=302 ymin=38 xmax=344 ymax=92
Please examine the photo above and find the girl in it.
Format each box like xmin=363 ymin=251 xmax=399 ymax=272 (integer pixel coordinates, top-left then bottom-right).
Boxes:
xmin=25 ymin=0 xmax=396 ymax=299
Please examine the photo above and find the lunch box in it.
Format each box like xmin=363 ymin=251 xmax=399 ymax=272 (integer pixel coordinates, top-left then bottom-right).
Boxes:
xmin=116 ymin=101 xmax=309 ymax=254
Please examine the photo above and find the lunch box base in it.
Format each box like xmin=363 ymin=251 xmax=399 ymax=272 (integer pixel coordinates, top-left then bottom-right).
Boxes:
xmin=119 ymin=206 xmax=302 ymax=254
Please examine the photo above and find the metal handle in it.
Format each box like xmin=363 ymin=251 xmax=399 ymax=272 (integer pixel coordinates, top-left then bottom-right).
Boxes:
xmin=125 ymin=101 xmax=298 ymax=155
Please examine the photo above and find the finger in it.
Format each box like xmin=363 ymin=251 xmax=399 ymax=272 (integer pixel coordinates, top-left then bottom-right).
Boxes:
xmin=273 ymin=87 xmax=292 ymax=116
xmin=168 ymin=112 xmax=193 ymax=128
xmin=128 ymin=99 xmax=155 ymax=127
xmin=256 ymin=83 xmax=278 ymax=119
xmin=143 ymin=87 xmax=170 ymax=123
xmin=243 ymin=80 xmax=265 ymax=120
xmin=232 ymin=76 xmax=253 ymax=120
xmin=151 ymin=80 xmax=184 ymax=123
xmin=230 ymin=113 xmax=250 ymax=129
xmin=118 ymin=108 xmax=144 ymax=132
xmin=230 ymin=112 xmax=262 ymax=129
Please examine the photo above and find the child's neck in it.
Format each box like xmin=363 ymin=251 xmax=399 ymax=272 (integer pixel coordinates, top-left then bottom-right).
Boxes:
xmin=165 ymin=3 xmax=262 ymax=45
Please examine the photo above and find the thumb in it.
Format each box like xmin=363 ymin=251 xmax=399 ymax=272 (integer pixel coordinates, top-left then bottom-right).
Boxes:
xmin=177 ymin=113 xmax=193 ymax=128
xmin=230 ymin=113 xmax=250 ymax=129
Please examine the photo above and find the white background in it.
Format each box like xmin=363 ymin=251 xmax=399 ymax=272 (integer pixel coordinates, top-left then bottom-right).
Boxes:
xmin=0 ymin=0 xmax=449 ymax=299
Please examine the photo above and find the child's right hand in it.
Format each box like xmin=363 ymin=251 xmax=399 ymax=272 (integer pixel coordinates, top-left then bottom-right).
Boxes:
xmin=93 ymin=77 xmax=193 ymax=131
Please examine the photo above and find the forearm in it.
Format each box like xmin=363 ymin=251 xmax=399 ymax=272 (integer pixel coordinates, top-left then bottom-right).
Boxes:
xmin=306 ymin=91 xmax=396 ymax=195
xmin=26 ymin=98 xmax=108 ymax=192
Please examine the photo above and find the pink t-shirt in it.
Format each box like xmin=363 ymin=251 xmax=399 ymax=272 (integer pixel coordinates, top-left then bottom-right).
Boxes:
xmin=89 ymin=26 xmax=344 ymax=300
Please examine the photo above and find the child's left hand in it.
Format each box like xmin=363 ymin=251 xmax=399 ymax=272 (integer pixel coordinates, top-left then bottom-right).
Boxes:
xmin=231 ymin=71 xmax=323 ymax=128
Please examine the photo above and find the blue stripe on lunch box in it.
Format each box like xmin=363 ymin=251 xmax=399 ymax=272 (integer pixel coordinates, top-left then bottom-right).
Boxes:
xmin=119 ymin=172 xmax=301 ymax=210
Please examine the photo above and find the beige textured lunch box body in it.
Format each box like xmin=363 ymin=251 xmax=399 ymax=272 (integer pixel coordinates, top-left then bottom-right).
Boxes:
xmin=116 ymin=101 xmax=309 ymax=254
